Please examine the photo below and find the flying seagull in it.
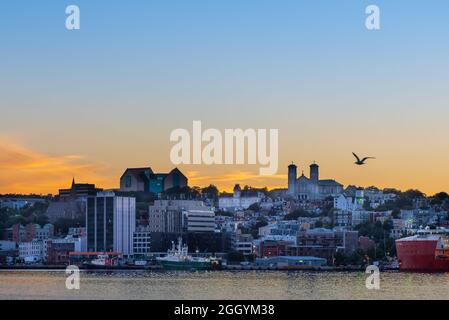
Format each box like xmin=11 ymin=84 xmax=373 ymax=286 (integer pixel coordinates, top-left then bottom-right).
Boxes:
xmin=352 ymin=152 xmax=375 ymax=165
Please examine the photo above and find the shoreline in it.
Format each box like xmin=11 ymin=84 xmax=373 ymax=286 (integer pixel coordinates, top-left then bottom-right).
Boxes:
xmin=0 ymin=265 xmax=398 ymax=272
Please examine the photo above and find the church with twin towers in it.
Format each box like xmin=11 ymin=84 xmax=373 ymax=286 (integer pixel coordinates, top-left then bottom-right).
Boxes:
xmin=287 ymin=162 xmax=344 ymax=200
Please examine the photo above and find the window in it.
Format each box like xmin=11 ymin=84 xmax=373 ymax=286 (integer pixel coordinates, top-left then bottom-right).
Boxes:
xmin=125 ymin=176 xmax=132 ymax=188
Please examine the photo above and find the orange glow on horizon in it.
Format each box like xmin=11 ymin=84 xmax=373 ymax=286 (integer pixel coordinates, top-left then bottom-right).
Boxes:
xmin=1 ymin=139 xmax=449 ymax=196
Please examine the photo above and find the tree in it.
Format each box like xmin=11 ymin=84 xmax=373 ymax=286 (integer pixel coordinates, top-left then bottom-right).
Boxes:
xmin=320 ymin=202 xmax=334 ymax=217
xmin=355 ymin=220 xmax=395 ymax=261
xmin=251 ymin=217 xmax=268 ymax=238
xmin=383 ymin=188 xmax=401 ymax=195
xmin=377 ymin=237 xmax=396 ymax=258
xmin=363 ymin=198 xmax=373 ymax=210
xmin=248 ymin=203 xmax=261 ymax=212
xmin=431 ymin=192 xmax=449 ymax=206
xmin=391 ymin=209 xmax=400 ymax=219
xmin=164 ymin=186 xmax=200 ymax=199
xmin=239 ymin=217 xmax=268 ymax=238
xmin=6 ymin=215 xmax=27 ymax=227
xmin=34 ymin=214 xmax=49 ymax=227
xmin=334 ymin=251 xmax=347 ymax=266
xmin=403 ymin=189 xmax=425 ymax=199
xmin=20 ymin=202 xmax=49 ymax=218
xmin=347 ymin=249 xmax=367 ymax=266
xmin=216 ymin=210 xmax=233 ymax=217
xmin=376 ymin=191 xmax=418 ymax=212
xmin=54 ymin=217 xmax=84 ymax=235
xmin=201 ymin=185 xmax=219 ymax=200
xmin=355 ymin=221 xmax=386 ymax=243
xmin=284 ymin=209 xmax=314 ymax=220
xmin=0 ymin=208 xmax=9 ymax=229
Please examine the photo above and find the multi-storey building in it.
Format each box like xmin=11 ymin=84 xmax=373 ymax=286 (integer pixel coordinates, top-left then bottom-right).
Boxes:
xmin=86 ymin=191 xmax=136 ymax=257
xmin=185 ymin=209 xmax=215 ymax=232
xmin=149 ymin=200 xmax=214 ymax=233
xmin=231 ymin=231 xmax=254 ymax=256
xmin=19 ymin=240 xmax=44 ymax=261
xmin=285 ymin=228 xmax=359 ymax=264
xmin=25 ymin=224 xmax=54 ymax=241
xmin=47 ymin=236 xmax=83 ymax=265
xmin=133 ymin=226 xmax=152 ymax=256
xmin=2 ymin=224 xmax=26 ymax=242
xmin=58 ymin=178 xmax=102 ymax=200
xmin=3 ymin=223 xmax=54 ymax=243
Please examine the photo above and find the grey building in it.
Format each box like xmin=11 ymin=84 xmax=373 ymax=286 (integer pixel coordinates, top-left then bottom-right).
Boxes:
xmin=149 ymin=200 xmax=214 ymax=233
xmin=133 ymin=226 xmax=151 ymax=256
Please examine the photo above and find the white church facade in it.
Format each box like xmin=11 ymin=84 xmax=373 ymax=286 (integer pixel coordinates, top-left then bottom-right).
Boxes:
xmin=288 ymin=162 xmax=343 ymax=200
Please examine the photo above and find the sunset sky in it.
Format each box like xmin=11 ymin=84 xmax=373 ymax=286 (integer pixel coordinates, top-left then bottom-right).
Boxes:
xmin=1 ymin=1 xmax=448 ymax=195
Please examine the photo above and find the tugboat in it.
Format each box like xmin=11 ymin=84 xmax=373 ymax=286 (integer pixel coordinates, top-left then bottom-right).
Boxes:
xmin=157 ymin=238 xmax=220 ymax=271
xmin=84 ymin=254 xmax=120 ymax=270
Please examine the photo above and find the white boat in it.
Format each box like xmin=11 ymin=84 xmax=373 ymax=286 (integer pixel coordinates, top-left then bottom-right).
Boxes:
xmin=156 ymin=238 xmax=220 ymax=271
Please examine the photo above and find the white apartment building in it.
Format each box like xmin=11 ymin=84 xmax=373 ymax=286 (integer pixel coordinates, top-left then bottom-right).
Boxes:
xmin=334 ymin=191 xmax=364 ymax=212
xmin=50 ymin=236 xmax=83 ymax=252
xmin=114 ymin=195 xmax=136 ymax=257
xmin=86 ymin=191 xmax=136 ymax=257
xmin=19 ymin=240 xmax=44 ymax=261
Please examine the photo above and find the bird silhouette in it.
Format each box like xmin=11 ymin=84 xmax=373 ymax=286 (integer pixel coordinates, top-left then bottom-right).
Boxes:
xmin=352 ymin=152 xmax=375 ymax=165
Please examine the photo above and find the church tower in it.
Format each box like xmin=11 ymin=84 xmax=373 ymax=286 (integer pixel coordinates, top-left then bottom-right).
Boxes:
xmin=288 ymin=163 xmax=297 ymax=195
xmin=233 ymin=184 xmax=242 ymax=198
xmin=310 ymin=162 xmax=319 ymax=182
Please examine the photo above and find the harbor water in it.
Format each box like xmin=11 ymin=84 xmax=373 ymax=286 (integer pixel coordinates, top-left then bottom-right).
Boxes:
xmin=1 ymin=270 xmax=449 ymax=300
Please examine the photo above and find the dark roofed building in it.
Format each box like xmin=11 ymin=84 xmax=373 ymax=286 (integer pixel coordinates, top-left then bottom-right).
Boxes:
xmin=120 ymin=167 xmax=154 ymax=192
xmin=58 ymin=179 xmax=102 ymax=200
xmin=149 ymin=173 xmax=168 ymax=193
xmin=318 ymin=179 xmax=344 ymax=197
xmin=120 ymin=167 xmax=187 ymax=193
xmin=163 ymin=168 xmax=188 ymax=192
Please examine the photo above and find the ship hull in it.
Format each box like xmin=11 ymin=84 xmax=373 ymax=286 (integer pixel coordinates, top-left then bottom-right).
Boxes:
xmin=158 ymin=260 xmax=213 ymax=271
xmin=396 ymin=239 xmax=449 ymax=272
xmin=83 ymin=264 xmax=121 ymax=270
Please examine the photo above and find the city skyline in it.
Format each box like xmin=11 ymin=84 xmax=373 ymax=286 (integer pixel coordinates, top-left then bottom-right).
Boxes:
xmin=1 ymin=1 xmax=449 ymax=194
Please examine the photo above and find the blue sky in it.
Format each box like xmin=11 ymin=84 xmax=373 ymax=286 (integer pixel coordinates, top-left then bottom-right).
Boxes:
xmin=0 ymin=1 xmax=449 ymax=193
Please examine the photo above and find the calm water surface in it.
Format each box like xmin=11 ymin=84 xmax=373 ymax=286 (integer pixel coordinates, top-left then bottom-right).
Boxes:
xmin=1 ymin=270 xmax=449 ymax=300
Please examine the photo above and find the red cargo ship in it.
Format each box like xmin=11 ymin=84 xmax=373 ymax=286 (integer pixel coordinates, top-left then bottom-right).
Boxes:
xmin=396 ymin=228 xmax=449 ymax=272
